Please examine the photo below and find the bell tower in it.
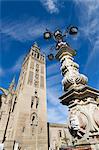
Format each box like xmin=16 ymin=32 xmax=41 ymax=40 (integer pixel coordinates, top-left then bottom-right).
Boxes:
xmin=1 ymin=43 xmax=48 ymax=150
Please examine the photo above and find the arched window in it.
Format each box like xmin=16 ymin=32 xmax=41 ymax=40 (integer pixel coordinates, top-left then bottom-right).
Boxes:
xmin=37 ymin=53 xmax=39 ymax=59
xmin=36 ymin=100 xmax=39 ymax=109
xmin=31 ymin=115 xmax=35 ymax=126
xmin=22 ymin=126 xmax=25 ymax=133
xmin=32 ymin=116 xmax=35 ymax=122
xmin=31 ymin=96 xmax=34 ymax=108
xmin=59 ymin=130 xmax=62 ymax=137
xmin=31 ymin=113 xmax=38 ymax=126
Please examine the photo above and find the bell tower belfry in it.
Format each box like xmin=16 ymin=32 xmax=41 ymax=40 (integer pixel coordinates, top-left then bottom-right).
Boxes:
xmin=1 ymin=43 xmax=48 ymax=150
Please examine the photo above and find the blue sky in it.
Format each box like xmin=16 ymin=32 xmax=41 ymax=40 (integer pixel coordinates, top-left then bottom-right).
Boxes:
xmin=0 ymin=0 xmax=99 ymax=124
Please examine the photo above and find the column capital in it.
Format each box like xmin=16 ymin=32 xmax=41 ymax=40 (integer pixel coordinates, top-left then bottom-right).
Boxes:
xmin=55 ymin=46 xmax=76 ymax=60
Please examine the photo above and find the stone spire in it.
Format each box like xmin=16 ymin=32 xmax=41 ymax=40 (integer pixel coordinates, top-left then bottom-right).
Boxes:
xmin=31 ymin=42 xmax=40 ymax=52
xmin=8 ymin=77 xmax=15 ymax=92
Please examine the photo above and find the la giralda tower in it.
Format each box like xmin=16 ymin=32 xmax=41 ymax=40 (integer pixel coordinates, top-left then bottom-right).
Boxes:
xmin=0 ymin=43 xmax=48 ymax=150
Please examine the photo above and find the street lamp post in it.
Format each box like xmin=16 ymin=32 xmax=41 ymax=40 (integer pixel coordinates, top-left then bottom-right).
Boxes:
xmin=44 ymin=26 xmax=99 ymax=149
xmin=44 ymin=26 xmax=78 ymax=60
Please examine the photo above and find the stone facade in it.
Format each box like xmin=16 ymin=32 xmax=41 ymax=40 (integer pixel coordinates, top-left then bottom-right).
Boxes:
xmin=48 ymin=123 xmax=73 ymax=150
xmin=0 ymin=43 xmax=48 ymax=150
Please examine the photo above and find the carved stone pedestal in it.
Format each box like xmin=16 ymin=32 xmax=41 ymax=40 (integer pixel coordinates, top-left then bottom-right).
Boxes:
xmin=60 ymin=86 xmax=99 ymax=148
xmin=56 ymin=46 xmax=99 ymax=149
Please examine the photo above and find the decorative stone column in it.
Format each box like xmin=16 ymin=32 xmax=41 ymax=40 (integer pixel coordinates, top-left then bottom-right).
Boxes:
xmin=56 ymin=45 xmax=99 ymax=149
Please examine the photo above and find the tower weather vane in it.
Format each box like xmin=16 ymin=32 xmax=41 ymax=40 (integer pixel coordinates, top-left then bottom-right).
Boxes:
xmin=43 ymin=25 xmax=78 ymax=60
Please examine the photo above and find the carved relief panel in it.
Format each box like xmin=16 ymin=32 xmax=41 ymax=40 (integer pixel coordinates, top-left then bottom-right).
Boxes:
xmin=69 ymin=98 xmax=99 ymax=140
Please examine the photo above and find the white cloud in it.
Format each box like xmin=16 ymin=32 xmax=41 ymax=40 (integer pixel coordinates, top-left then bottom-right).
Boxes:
xmin=47 ymin=87 xmax=60 ymax=105
xmin=74 ymin=0 xmax=99 ymax=36
xmin=41 ymin=0 xmax=59 ymax=14
xmin=47 ymin=62 xmax=60 ymax=76
xmin=1 ymin=17 xmax=53 ymax=42
xmin=47 ymin=74 xmax=62 ymax=87
xmin=0 ymin=54 xmax=26 ymax=77
xmin=48 ymin=107 xmax=64 ymax=123
xmin=46 ymin=62 xmax=62 ymax=87
xmin=47 ymin=86 xmax=68 ymax=123
xmin=1 ymin=16 xmax=64 ymax=42
xmin=74 ymin=0 xmax=99 ymax=71
xmin=10 ymin=54 xmax=25 ymax=72
xmin=84 ymin=38 xmax=99 ymax=72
